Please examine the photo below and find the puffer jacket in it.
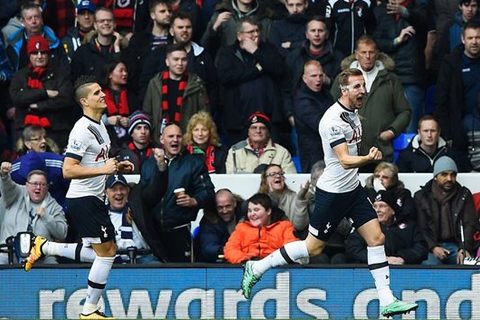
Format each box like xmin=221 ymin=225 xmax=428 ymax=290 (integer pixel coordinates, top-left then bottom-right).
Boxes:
xmin=224 ymin=208 xmax=298 ymax=264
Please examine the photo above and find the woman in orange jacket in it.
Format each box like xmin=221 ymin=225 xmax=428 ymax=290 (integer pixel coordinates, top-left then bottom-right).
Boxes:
xmin=224 ymin=193 xmax=299 ymax=264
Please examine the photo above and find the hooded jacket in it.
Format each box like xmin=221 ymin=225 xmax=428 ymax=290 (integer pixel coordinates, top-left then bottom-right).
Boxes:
xmin=331 ymin=52 xmax=411 ymax=162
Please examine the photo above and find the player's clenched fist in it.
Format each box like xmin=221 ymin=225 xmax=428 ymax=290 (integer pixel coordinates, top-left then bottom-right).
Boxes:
xmin=104 ymin=158 xmax=118 ymax=175
xmin=368 ymin=147 xmax=382 ymax=161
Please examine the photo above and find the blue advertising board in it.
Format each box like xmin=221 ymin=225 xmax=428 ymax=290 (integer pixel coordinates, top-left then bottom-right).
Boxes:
xmin=1 ymin=266 xmax=479 ymax=319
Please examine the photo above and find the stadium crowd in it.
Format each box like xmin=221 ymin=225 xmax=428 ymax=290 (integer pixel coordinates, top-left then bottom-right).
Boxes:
xmin=0 ymin=0 xmax=480 ymax=266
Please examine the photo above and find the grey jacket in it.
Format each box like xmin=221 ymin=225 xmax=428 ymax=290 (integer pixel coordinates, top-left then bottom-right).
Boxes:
xmin=0 ymin=174 xmax=67 ymax=263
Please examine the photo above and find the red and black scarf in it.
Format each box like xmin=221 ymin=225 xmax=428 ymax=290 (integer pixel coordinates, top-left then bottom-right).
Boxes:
xmin=24 ymin=66 xmax=51 ymax=128
xmin=186 ymin=144 xmax=216 ymax=173
xmin=160 ymin=71 xmax=188 ymax=123
xmin=104 ymin=88 xmax=130 ymax=116
xmin=128 ymin=142 xmax=154 ymax=168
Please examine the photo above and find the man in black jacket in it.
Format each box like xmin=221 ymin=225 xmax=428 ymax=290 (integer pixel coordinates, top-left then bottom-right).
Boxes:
xmin=140 ymin=123 xmax=215 ymax=262
xmin=293 ymin=60 xmax=332 ymax=172
xmin=414 ymin=156 xmax=480 ymax=265
xmin=435 ymin=21 xmax=480 ymax=170
xmin=397 ymin=114 xmax=471 ymax=172
xmin=346 ymin=188 xmax=428 ymax=265
xmin=216 ymin=17 xmax=288 ymax=147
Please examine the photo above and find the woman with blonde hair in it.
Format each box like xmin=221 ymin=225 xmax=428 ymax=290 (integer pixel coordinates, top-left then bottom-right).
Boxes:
xmin=184 ymin=111 xmax=227 ymax=173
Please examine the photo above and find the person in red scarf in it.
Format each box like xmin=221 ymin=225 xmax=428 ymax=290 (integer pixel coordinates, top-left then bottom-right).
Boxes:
xmin=143 ymin=43 xmax=209 ymax=144
xmin=183 ymin=111 xmax=226 ymax=173
xmin=9 ymin=35 xmax=76 ymax=152
xmin=102 ymin=59 xmax=139 ymax=152
xmin=117 ymin=111 xmax=155 ymax=174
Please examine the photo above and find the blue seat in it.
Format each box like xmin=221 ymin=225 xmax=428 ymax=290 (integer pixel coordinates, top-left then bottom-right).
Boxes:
xmin=393 ymin=133 xmax=416 ymax=151
xmin=393 ymin=133 xmax=416 ymax=162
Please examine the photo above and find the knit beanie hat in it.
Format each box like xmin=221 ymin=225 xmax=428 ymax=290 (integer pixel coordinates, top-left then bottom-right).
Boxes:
xmin=433 ymin=156 xmax=458 ymax=177
xmin=27 ymin=35 xmax=49 ymax=55
xmin=128 ymin=111 xmax=151 ymax=135
xmin=247 ymin=111 xmax=271 ymax=131
xmin=374 ymin=189 xmax=402 ymax=215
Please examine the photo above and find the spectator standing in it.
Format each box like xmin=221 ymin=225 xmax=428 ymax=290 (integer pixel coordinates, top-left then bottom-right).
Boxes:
xmin=224 ymin=193 xmax=299 ymax=264
xmin=200 ymin=0 xmax=271 ymax=57
xmin=0 ymin=163 xmax=67 ymax=265
xmin=139 ymin=12 xmax=217 ymax=110
xmin=9 ymin=35 xmax=75 ymax=150
xmin=140 ymin=123 xmax=215 ymax=262
xmin=293 ymin=60 xmax=333 ymax=172
xmin=122 ymin=0 xmax=172 ymax=97
xmin=328 ymin=0 xmax=376 ymax=58
xmin=6 ymin=2 xmax=68 ymax=72
xmin=373 ymin=0 xmax=428 ymax=132
xmin=268 ymin=0 xmax=309 ymax=58
xmin=70 ymin=7 xmax=123 ymax=83
xmin=102 ymin=59 xmax=139 ymax=152
xmin=435 ymin=21 xmax=480 ymax=170
xmin=183 ymin=111 xmax=227 ymax=173
xmin=116 ymin=111 xmax=155 ymax=174
xmin=226 ymin=112 xmax=297 ymax=174
xmin=346 ymin=189 xmax=428 ymax=264
xmin=143 ymin=43 xmax=209 ymax=144
xmin=414 ymin=156 xmax=480 ymax=265
xmin=331 ymin=35 xmax=411 ymax=171
xmin=61 ymin=0 xmax=96 ymax=62
xmin=216 ymin=17 xmax=287 ymax=146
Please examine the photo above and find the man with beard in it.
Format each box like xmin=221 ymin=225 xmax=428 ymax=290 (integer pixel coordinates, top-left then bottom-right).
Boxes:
xmin=122 ymin=0 xmax=172 ymax=96
xmin=142 ymin=43 xmax=209 ymax=144
xmin=268 ymin=0 xmax=309 ymax=58
xmin=239 ymin=69 xmax=419 ymax=318
xmin=435 ymin=21 xmax=480 ymax=170
xmin=139 ymin=12 xmax=216 ymax=108
xmin=140 ymin=123 xmax=215 ymax=262
xmin=414 ymin=156 xmax=480 ymax=265
xmin=62 ymin=0 xmax=96 ymax=62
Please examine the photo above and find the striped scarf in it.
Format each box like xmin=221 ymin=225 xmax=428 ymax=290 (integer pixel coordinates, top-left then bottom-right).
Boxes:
xmin=161 ymin=71 xmax=188 ymax=124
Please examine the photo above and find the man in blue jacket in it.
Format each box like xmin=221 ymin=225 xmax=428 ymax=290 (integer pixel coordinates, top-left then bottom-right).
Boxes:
xmin=140 ymin=123 xmax=215 ymax=262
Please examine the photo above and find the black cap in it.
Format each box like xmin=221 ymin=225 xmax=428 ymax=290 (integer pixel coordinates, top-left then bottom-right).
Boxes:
xmin=106 ymin=174 xmax=128 ymax=189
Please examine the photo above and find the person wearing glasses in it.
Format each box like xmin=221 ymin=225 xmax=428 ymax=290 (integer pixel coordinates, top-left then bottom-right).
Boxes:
xmin=216 ymin=17 xmax=289 ymax=147
xmin=0 ymin=162 xmax=67 ymax=265
xmin=258 ymin=164 xmax=309 ymax=234
xmin=70 ymin=7 xmax=124 ymax=83
xmin=226 ymin=111 xmax=296 ymax=174
xmin=9 ymin=35 xmax=75 ymax=151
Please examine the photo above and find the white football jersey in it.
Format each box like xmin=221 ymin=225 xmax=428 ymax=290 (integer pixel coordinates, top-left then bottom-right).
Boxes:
xmin=317 ymin=101 xmax=362 ymax=192
xmin=65 ymin=116 xmax=111 ymax=200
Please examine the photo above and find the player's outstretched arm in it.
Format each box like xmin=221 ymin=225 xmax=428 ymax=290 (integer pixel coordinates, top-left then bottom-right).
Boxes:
xmin=334 ymin=144 xmax=382 ymax=169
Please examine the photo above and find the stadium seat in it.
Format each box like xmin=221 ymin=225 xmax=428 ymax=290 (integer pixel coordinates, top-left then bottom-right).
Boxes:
xmin=393 ymin=133 xmax=416 ymax=162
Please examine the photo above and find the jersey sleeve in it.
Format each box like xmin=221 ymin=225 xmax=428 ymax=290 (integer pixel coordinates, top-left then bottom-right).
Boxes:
xmin=64 ymin=125 xmax=90 ymax=161
xmin=323 ymin=123 xmax=346 ymax=148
